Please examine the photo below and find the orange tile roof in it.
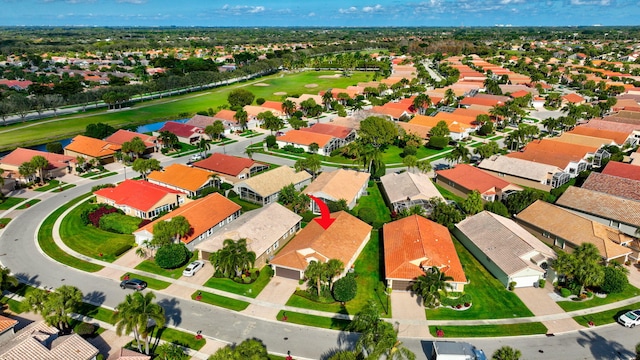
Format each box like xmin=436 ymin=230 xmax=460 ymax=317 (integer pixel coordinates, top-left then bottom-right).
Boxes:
xmin=212 ymin=109 xmax=236 ymax=122
xmin=383 ymin=215 xmax=466 ymax=283
xmin=299 ymin=123 xmax=354 ymax=139
xmin=193 ymin=153 xmax=259 ymax=177
xmin=569 ymin=127 xmax=630 ymax=145
xmin=562 ymin=93 xmax=585 ymax=103
xmin=602 ymin=161 xmax=640 ymax=181
xmin=269 ymin=211 xmax=372 ymax=271
xmin=506 ymin=139 xmax=597 ymax=169
xmin=397 ymin=122 xmax=431 ymax=138
xmin=104 ymin=129 xmax=156 ymax=148
xmin=409 ymin=115 xmax=473 ymax=133
xmin=65 ymin=135 xmax=120 ymax=158
xmin=510 ymin=90 xmax=530 ymax=98
xmin=0 ymin=148 xmax=74 ymax=170
xmin=434 ymin=112 xmax=479 ymax=126
xmin=94 ymin=179 xmax=182 ymax=212
xmin=371 ymin=106 xmax=409 ymax=119
xmin=436 ymin=164 xmax=520 ymax=194
xmin=460 ymin=96 xmax=504 ymax=107
xmin=136 ymin=193 xmax=241 ymax=244
xmin=0 ymin=314 xmax=18 ymax=334
xmin=147 ymin=164 xmax=213 ymax=192
xmin=276 ymin=129 xmax=333 ymax=147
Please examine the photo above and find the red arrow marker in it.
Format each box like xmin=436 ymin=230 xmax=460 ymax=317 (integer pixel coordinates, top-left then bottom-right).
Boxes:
xmin=308 ymin=195 xmax=336 ymax=230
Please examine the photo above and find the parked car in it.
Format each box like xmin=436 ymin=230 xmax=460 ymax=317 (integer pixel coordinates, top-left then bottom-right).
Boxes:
xmin=120 ymin=278 xmax=147 ymax=291
xmin=190 ymin=154 xmax=202 ymax=162
xmin=182 ymin=260 xmax=205 ymax=277
xmin=618 ymin=310 xmax=640 ymax=327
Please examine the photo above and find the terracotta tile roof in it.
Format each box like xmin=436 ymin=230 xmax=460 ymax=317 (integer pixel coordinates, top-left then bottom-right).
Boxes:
xmin=270 ymin=211 xmax=372 ymax=271
xmin=602 ymin=161 xmax=640 ymax=181
xmin=510 ymin=90 xmax=530 ymax=98
xmin=556 ymin=186 xmax=640 ymax=228
xmin=94 ymin=179 xmax=182 ymax=212
xmin=433 ymin=112 xmax=479 ymax=126
xmin=114 ymin=348 xmax=151 ymax=360
xmin=506 ymin=139 xmax=596 ymax=169
xmin=148 ymin=164 xmax=213 ymax=192
xmin=276 ymin=129 xmax=333 ymax=147
xmin=299 ymin=123 xmax=354 ymax=140
xmin=569 ymin=126 xmax=630 ymax=145
xmin=65 ymin=135 xmax=120 ymax=158
xmin=409 ymin=115 xmax=473 ymax=133
xmin=157 ymin=121 xmax=203 ymax=138
xmin=0 ymin=315 xmax=18 ymax=334
xmin=212 ymin=109 xmax=236 ymax=122
xmin=397 ymin=122 xmax=430 ymax=138
xmin=551 ymin=132 xmax=616 ymax=148
xmin=436 ymin=164 xmax=521 ymax=194
xmin=303 ymin=169 xmax=370 ymax=204
xmin=371 ymin=106 xmax=409 ymax=119
xmin=456 ymin=211 xmax=555 ymax=276
xmin=104 ymin=129 xmax=156 ymax=148
xmin=185 ymin=114 xmax=217 ymax=129
xmin=582 ymin=172 xmax=640 ymax=201
xmin=237 ymin=166 xmax=311 ymax=198
xmin=516 ymin=200 xmax=633 ymax=260
xmin=564 ymin=94 xmax=585 ymax=104
xmin=460 ymin=96 xmax=504 ymax=107
xmin=243 ymin=105 xmax=283 ymax=118
xmin=193 ymin=153 xmax=260 ymax=177
xmin=452 ymin=107 xmax=489 ymax=119
xmin=135 ymin=193 xmax=241 ymax=245
xmin=383 ymin=215 xmax=466 ymax=282
xmin=0 ymin=148 xmax=74 ymax=170
xmin=260 ymin=101 xmax=284 ymax=112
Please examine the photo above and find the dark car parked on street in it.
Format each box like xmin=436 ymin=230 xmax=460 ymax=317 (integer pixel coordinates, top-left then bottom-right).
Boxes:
xmin=120 ymin=278 xmax=148 ymax=291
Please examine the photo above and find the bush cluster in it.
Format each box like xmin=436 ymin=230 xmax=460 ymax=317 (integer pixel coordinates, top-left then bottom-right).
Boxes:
xmin=155 ymin=244 xmax=190 ymax=269
xmin=99 ymin=213 xmax=143 ymax=234
xmin=332 ymin=274 xmax=357 ymax=303
xmin=82 ymin=205 xmax=119 ymax=227
xmin=282 ymin=145 xmax=305 ymax=154
xmin=74 ymin=322 xmax=96 ymax=336
xmin=560 ymin=287 xmax=572 ymax=298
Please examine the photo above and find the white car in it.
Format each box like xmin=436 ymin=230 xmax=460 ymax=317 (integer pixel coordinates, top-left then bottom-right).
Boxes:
xmin=182 ymin=260 xmax=205 ymax=277
xmin=618 ymin=310 xmax=640 ymax=328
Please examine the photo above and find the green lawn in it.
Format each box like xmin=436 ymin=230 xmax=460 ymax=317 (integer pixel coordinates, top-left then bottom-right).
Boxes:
xmin=53 ymin=184 xmax=76 ymax=192
xmin=0 ymin=197 xmax=26 ymax=210
xmin=352 ymin=183 xmax=391 ymax=227
xmin=33 ymin=180 xmax=63 ymax=192
xmin=59 ymin=201 xmax=135 ymax=262
xmin=557 ymin=284 xmax=640 ymax=312
xmin=134 ymin=252 xmax=196 ymax=279
xmin=119 ymin=274 xmax=170 ymax=290
xmin=425 ymin=237 xmax=534 ymax=320
xmin=379 ymin=145 xmax=447 ymax=164
xmin=191 ymin=290 xmax=250 ymax=311
xmin=573 ymin=301 xmax=640 ymax=327
xmin=434 ymin=184 xmax=465 ymax=203
xmin=16 ymin=199 xmax=41 ymax=209
xmin=429 ymin=323 xmax=547 ymax=337
xmin=204 ymin=266 xmax=273 ymax=298
xmin=229 ymin=196 xmax=263 ymax=212
xmin=0 ymin=71 xmax=372 ymax=152
xmin=285 ymin=230 xmax=391 ymax=317
xmin=154 ymin=327 xmax=206 ymax=351
xmin=0 ymin=218 xmax=11 ymax=226
xmin=276 ymin=310 xmax=350 ymax=331
xmin=75 ymin=302 xmax=116 ymax=324
xmin=37 ymin=193 xmax=104 ymax=272
xmin=88 ymin=171 xmax=118 ymax=180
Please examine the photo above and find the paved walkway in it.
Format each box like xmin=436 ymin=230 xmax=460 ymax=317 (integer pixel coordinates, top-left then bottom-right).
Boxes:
xmin=243 ymin=277 xmax=299 ymax=320
xmin=514 ymin=286 xmax=582 ymax=334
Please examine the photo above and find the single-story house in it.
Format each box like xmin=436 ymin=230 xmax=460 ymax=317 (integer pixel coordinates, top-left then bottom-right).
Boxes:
xmin=133 ymin=193 xmax=242 ymax=249
xmin=244 ymin=105 xmax=284 ymax=122
xmin=147 ymin=163 xmax=215 ymax=197
xmin=64 ymin=135 xmax=120 ymax=164
xmin=211 ymin=109 xmax=243 ymax=133
xmin=234 ymin=166 xmax=312 ymax=205
xmin=185 ymin=114 xmax=217 ymax=129
xmin=104 ymin=129 xmax=158 ymax=154
xmin=601 ymin=161 xmax=640 ymax=181
xmin=275 ymin=130 xmax=341 ymax=156
xmin=379 ymin=171 xmax=444 ymax=214
xmin=195 ymin=203 xmax=302 ymax=268
xmin=454 ymin=211 xmax=557 ymax=289
xmin=0 ymin=315 xmax=18 ymax=344
xmin=506 ymin=139 xmax=605 ymax=176
xmin=581 ymin=172 xmax=640 ymax=202
xmin=555 ymin=186 xmax=640 ymax=237
xmin=0 ymin=148 xmax=74 ymax=182
xmin=516 ymin=200 xmax=633 ymax=263
xmin=270 ymin=211 xmax=372 ymax=280
xmin=383 ymin=214 xmax=467 ymax=292
xmin=435 ymin=164 xmax=523 ymax=201
xmin=409 ymin=115 xmax=475 ymax=141
xmin=155 ymin=121 xmax=206 ymax=144
xmin=477 ymin=155 xmax=570 ymax=190
xmin=94 ymin=179 xmax=188 ymax=219
xmin=0 ymin=321 xmax=99 ymax=360
xmin=299 ymin=123 xmax=357 ymax=145
xmin=302 ymin=169 xmax=370 ymax=213
xmin=562 ymin=93 xmax=585 ymax=105
xmin=193 ymin=153 xmax=269 ymax=184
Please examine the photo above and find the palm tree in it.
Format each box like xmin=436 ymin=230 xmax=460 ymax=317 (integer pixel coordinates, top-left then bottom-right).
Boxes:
xmin=45 ymin=285 xmax=83 ymax=331
xmin=412 ymin=93 xmax=431 ymax=115
xmin=212 ymin=239 xmax=256 ymax=278
xmin=30 ymin=155 xmax=49 ymax=185
xmin=402 ymin=155 xmax=418 ymax=173
xmin=281 ymin=99 xmax=296 ymax=118
xmin=197 ymin=138 xmax=210 ymax=157
xmin=416 ymin=160 xmax=432 ymax=174
xmin=444 ymin=88 xmax=456 ymax=106
xmin=158 ymin=130 xmax=178 ymax=149
xmin=446 ymin=143 xmax=471 ymax=164
xmin=412 ymin=266 xmax=454 ymax=308
xmin=113 ymin=291 xmax=166 ymax=355
xmin=0 ymin=266 xmax=18 ymax=292
xmin=322 ymin=90 xmax=334 ymax=110
xmin=492 ymin=346 xmax=522 ymax=360
xmin=205 ymin=120 xmax=225 ymax=141
xmin=234 ymin=108 xmax=249 ymax=131
xmin=155 ymin=342 xmax=187 ymax=360
xmin=305 ymin=260 xmax=327 ymax=297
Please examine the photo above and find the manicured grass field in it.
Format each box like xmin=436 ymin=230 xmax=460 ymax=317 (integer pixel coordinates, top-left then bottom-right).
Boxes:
xmin=37 ymin=193 xmax=104 ymax=272
xmin=276 ymin=310 xmax=350 ymax=331
xmin=190 ymin=290 xmax=250 ymax=311
xmin=204 ymin=267 xmax=273 ymax=298
xmin=573 ymin=301 xmax=640 ymax=327
xmin=286 ymin=230 xmax=391 ymax=317
xmin=134 ymin=252 xmax=196 ymax=279
xmin=378 ymin=145 xmax=446 ymax=164
xmin=16 ymin=199 xmax=41 ymax=209
xmin=0 ymin=197 xmax=26 ymax=210
xmin=557 ymin=284 xmax=640 ymax=312
xmin=425 ymin=237 xmax=534 ymax=320
xmin=119 ymin=274 xmax=170 ymax=290
xmin=429 ymin=323 xmax=547 ymax=337
xmin=352 ymin=183 xmax=391 ymax=227
xmin=33 ymin=180 xmax=63 ymax=192
xmin=154 ymin=327 xmax=206 ymax=351
xmin=60 ymin=200 xmax=135 ymax=262
xmin=0 ymin=71 xmax=372 ymax=151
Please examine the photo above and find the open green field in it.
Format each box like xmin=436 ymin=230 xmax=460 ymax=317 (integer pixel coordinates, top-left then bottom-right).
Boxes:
xmin=0 ymin=71 xmax=373 ymax=151
xmin=425 ymin=237 xmax=534 ymax=320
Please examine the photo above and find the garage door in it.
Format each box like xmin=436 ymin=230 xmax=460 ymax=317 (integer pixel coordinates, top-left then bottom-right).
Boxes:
xmin=513 ymin=276 xmax=540 ymax=288
xmin=275 ymin=267 xmax=300 ymax=280
xmin=391 ymin=280 xmax=414 ymax=291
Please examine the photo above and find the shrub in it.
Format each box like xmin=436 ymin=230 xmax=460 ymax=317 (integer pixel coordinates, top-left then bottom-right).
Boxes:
xmin=301 ymin=210 xmax=317 ymax=222
xmin=508 ymin=281 xmax=516 ymax=291
xmin=250 ymin=269 xmax=260 ymax=281
xmin=220 ymin=183 xmax=234 ymax=190
xmin=91 ymin=183 xmax=115 ymax=192
xmin=265 ymin=135 xmax=277 ymax=148
xmin=74 ymin=322 xmax=96 ymax=336
xmin=459 ymin=293 xmax=472 ymax=305
xmin=428 ymin=136 xmax=448 ymax=149
xmin=332 ymin=274 xmax=357 ymax=303
xmin=155 ymin=244 xmax=190 ymax=269
xmin=560 ymin=287 xmax=572 ymax=298
xmin=283 ymin=145 xmax=305 ymax=154
xmin=601 ymin=265 xmax=629 ymax=294
xmin=256 ymin=97 xmax=265 ymax=105
xmin=401 ymin=145 xmax=417 ymax=157
xmin=357 ymin=207 xmax=377 ymax=225
xmin=539 ymin=279 xmax=546 ymax=288
xmin=86 ymin=205 xmax=119 ymax=227
xmin=113 ymin=244 xmax=133 ymax=257
xmin=227 ymin=190 xmax=238 ymax=198
xmin=330 ymin=148 xmax=342 ymax=157
xmin=99 ymin=213 xmax=142 ymax=234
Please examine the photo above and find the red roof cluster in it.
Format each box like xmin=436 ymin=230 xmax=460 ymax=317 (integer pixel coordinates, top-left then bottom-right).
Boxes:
xmin=193 ymin=153 xmax=258 ymax=177
xmin=94 ymin=179 xmax=182 ymax=212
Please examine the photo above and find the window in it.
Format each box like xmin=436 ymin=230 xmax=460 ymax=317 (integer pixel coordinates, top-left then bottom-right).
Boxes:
xmin=273 ymin=241 xmax=279 ymax=250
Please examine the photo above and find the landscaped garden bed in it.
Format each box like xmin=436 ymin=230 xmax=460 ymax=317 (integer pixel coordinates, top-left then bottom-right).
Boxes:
xmin=135 ymin=251 xmax=197 ymax=279
xmin=204 ymin=266 xmax=272 ymax=298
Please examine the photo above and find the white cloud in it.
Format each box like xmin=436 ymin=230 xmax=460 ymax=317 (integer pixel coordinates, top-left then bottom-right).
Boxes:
xmin=117 ymin=0 xmax=147 ymax=4
xmin=500 ymin=0 xmax=525 ymax=4
xmin=307 ymin=12 xmax=316 ymax=17
xmin=220 ymin=4 xmax=266 ymax=15
xmin=570 ymin=0 xmax=611 ymax=4
xmin=362 ymin=4 xmax=384 ymax=13
xmin=338 ymin=6 xmax=358 ymax=14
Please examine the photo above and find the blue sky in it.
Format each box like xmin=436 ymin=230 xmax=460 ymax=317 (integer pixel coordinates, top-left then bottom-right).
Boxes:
xmin=2 ymin=0 xmax=640 ymax=27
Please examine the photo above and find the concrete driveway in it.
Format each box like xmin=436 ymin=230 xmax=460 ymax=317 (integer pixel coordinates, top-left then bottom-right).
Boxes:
xmin=243 ymin=276 xmax=299 ymax=320
xmin=391 ymin=291 xmax=431 ymax=338
xmin=514 ymin=286 xmax=583 ymax=334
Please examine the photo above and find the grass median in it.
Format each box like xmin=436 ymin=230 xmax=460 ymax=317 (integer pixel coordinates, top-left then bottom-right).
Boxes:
xmin=429 ymin=323 xmax=548 ymax=337
xmin=154 ymin=327 xmax=206 ymax=351
xmin=37 ymin=193 xmax=104 ymax=273
xmin=573 ymin=301 xmax=640 ymax=327
xmin=276 ymin=310 xmax=350 ymax=331
xmin=0 ymin=197 xmax=26 ymax=210
xmin=191 ymin=290 xmax=249 ymax=311
xmin=119 ymin=274 xmax=170 ymax=291
xmin=16 ymin=199 xmax=41 ymax=209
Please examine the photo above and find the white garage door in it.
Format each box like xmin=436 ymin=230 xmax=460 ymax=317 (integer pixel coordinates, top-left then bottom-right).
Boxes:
xmin=513 ymin=276 xmax=540 ymax=288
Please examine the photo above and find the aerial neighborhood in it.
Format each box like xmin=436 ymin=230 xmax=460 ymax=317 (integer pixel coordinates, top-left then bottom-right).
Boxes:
xmin=1 ymin=25 xmax=640 ymax=360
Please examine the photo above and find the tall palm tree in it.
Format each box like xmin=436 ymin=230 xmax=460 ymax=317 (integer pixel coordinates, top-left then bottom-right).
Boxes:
xmin=197 ymin=138 xmax=210 ymax=157
xmin=234 ymin=108 xmax=249 ymax=131
xmin=416 ymin=160 xmax=432 ymax=174
xmin=158 ymin=130 xmax=178 ymax=149
xmin=412 ymin=266 xmax=454 ymax=308
xmin=322 ymin=90 xmax=334 ymax=110
xmin=403 ymin=155 xmax=418 ymax=173
xmin=281 ymin=99 xmax=296 ymax=118
xmin=305 ymin=260 xmax=327 ymax=297
xmin=113 ymin=291 xmax=166 ymax=355
xmin=30 ymin=155 xmax=49 ymax=185
xmin=45 ymin=285 xmax=83 ymax=331
xmin=0 ymin=266 xmax=18 ymax=292
xmin=444 ymin=88 xmax=456 ymax=106
xmin=213 ymin=239 xmax=256 ymax=278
